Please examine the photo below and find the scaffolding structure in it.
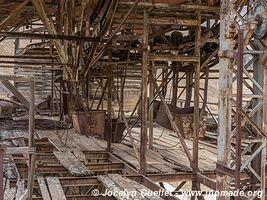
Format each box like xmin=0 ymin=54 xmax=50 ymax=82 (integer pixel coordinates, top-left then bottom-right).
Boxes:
xmin=0 ymin=0 xmax=266 ymax=199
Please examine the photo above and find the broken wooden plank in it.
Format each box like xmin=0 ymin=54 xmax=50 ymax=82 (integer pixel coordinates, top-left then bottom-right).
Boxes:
xmin=46 ymin=177 xmax=66 ymax=200
xmin=97 ymin=175 xmax=133 ymax=200
xmin=54 ymin=151 xmax=92 ymax=176
xmin=37 ymin=176 xmax=51 ymax=200
xmin=15 ymin=180 xmax=26 ymax=200
xmin=16 ymin=189 xmax=28 ymax=200
xmin=4 ymin=180 xmax=16 ymax=200
xmin=108 ymin=174 xmax=146 ymax=200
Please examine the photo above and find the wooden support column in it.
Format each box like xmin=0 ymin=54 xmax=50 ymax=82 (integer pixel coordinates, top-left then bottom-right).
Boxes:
xmin=140 ymin=8 xmax=148 ymax=175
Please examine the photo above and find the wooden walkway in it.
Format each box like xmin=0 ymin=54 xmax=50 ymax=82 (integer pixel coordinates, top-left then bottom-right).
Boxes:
xmin=40 ymin=125 xmax=217 ymax=174
xmin=3 ymin=125 xmax=217 ymax=199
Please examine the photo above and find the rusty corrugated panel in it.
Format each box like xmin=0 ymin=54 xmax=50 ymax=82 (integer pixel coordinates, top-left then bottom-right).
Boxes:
xmin=155 ymin=104 xmax=207 ymax=138
xmin=72 ymin=111 xmax=106 ymax=136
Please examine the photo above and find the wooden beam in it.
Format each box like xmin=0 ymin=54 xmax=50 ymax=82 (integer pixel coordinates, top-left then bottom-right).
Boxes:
xmin=1 ymin=80 xmax=30 ymax=109
xmin=4 ymin=147 xmax=35 ymax=155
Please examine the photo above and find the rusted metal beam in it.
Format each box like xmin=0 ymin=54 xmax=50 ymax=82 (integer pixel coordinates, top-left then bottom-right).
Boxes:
xmin=192 ymin=12 xmax=201 ymax=195
xmin=119 ymin=1 xmax=220 ymax=13
xmin=235 ymin=30 xmax=244 ymax=192
xmin=216 ymin=0 xmax=235 ymax=195
xmin=0 ymin=0 xmax=30 ymax=30
xmin=17 ymin=163 xmax=125 ymax=173
xmin=0 ymin=148 xmax=3 ymax=200
xmin=196 ymin=173 xmax=216 ymax=190
xmin=142 ymin=176 xmax=179 ymax=200
xmin=27 ymin=79 xmax=35 ymax=200
xmin=148 ymin=54 xmax=199 ymax=62
xmin=107 ymin=50 xmax=112 ymax=152
xmin=150 ymin=74 xmax=194 ymax=168
xmin=31 ymin=0 xmax=72 ymax=79
xmin=140 ymin=7 xmax=148 ymax=175
xmin=0 ymin=31 xmax=99 ymax=42
xmin=1 ymin=80 xmax=30 ymax=109
xmin=82 ymin=0 xmax=140 ymax=78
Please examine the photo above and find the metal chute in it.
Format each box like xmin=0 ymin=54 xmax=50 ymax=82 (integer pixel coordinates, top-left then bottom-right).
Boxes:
xmin=254 ymin=0 xmax=267 ymax=39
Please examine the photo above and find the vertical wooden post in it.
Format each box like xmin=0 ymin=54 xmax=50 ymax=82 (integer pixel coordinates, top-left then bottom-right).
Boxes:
xmin=27 ymin=79 xmax=35 ymax=200
xmin=140 ymin=8 xmax=148 ymax=175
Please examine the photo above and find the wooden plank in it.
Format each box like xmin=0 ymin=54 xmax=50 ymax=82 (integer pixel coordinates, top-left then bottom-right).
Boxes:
xmin=37 ymin=176 xmax=51 ymax=200
xmin=48 ymin=134 xmax=69 ymax=151
xmin=97 ymin=175 xmax=133 ymax=200
xmin=70 ymin=134 xmax=105 ymax=151
xmin=4 ymin=147 xmax=35 ymax=155
xmin=108 ymin=174 xmax=146 ymax=200
xmin=108 ymin=175 xmax=162 ymax=200
xmin=46 ymin=177 xmax=66 ymax=200
xmin=16 ymin=189 xmax=28 ymax=200
xmin=4 ymin=180 xmax=16 ymax=200
xmin=113 ymin=144 xmax=159 ymax=173
xmin=15 ymin=180 xmax=26 ymax=200
xmin=54 ymin=151 xmax=92 ymax=176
